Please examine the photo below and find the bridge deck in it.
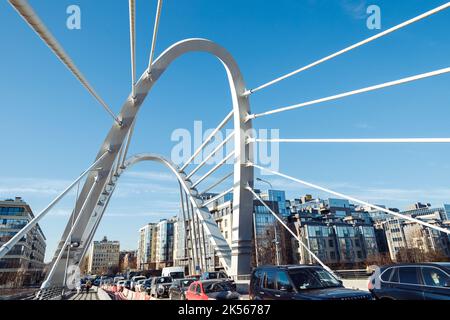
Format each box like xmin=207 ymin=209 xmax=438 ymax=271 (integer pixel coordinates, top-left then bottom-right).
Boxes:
xmin=69 ymin=287 xmax=100 ymax=301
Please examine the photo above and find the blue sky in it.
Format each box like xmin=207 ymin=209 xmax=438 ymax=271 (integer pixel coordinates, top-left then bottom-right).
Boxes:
xmin=0 ymin=0 xmax=449 ymax=261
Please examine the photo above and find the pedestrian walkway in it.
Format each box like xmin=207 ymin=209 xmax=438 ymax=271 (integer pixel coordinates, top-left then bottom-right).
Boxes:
xmin=69 ymin=287 xmax=99 ymax=301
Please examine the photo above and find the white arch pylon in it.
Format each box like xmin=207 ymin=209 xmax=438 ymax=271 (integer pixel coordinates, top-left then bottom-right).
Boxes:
xmin=43 ymin=38 xmax=255 ymax=288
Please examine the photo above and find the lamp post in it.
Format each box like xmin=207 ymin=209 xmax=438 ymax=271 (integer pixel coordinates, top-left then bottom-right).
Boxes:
xmin=256 ymin=177 xmax=281 ymax=265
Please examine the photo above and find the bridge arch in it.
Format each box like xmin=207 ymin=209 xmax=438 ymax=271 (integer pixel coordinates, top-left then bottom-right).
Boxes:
xmin=46 ymin=38 xmax=254 ymax=287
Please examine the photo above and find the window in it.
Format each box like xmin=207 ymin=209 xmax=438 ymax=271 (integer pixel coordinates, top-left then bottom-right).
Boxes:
xmin=196 ymin=284 xmax=202 ymax=294
xmin=276 ymin=271 xmax=291 ymax=291
xmin=421 ymin=268 xmax=449 ymax=287
xmin=357 ymin=251 xmax=363 ymax=259
xmin=330 ymin=252 xmax=336 ymax=260
xmin=381 ymin=268 xmax=394 ymax=282
xmin=252 ymin=270 xmax=263 ymax=289
xmin=262 ymin=270 xmax=276 ymax=290
xmin=389 ymin=268 xmax=399 ymax=283
xmin=328 ymin=239 xmax=334 ymax=248
xmin=399 ymin=267 xmax=420 ymax=285
xmin=354 ymin=239 xmax=361 ymax=247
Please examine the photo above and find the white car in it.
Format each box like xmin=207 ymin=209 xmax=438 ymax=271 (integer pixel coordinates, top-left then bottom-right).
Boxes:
xmin=130 ymin=275 xmax=147 ymax=291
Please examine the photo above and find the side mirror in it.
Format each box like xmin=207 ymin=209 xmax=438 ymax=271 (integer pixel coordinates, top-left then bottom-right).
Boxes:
xmin=444 ymin=280 xmax=450 ymax=288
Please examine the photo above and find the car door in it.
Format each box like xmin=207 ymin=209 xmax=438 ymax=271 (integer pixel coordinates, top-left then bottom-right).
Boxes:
xmin=420 ymin=266 xmax=450 ymax=300
xmin=274 ymin=271 xmax=294 ymax=300
xmin=186 ymin=283 xmax=197 ymax=300
xmin=259 ymin=270 xmax=277 ymax=300
xmin=393 ymin=267 xmax=425 ymax=300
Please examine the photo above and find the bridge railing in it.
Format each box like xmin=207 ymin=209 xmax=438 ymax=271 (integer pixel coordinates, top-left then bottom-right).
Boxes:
xmin=34 ymin=286 xmax=65 ymax=300
xmin=334 ymin=269 xmax=373 ymax=279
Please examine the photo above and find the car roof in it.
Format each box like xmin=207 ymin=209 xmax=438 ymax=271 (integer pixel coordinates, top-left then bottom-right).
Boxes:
xmin=380 ymin=262 xmax=450 ymax=271
xmin=254 ymin=265 xmax=323 ymax=271
xmin=197 ymin=279 xmax=230 ymax=285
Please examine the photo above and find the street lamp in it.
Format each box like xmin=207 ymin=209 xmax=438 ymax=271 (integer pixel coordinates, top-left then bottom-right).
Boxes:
xmin=256 ymin=177 xmax=281 ymax=265
xmin=256 ymin=177 xmax=273 ymax=190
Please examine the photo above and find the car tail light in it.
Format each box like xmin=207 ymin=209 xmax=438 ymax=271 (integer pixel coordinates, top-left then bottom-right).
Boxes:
xmin=368 ymin=278 xmax=374 ymax=291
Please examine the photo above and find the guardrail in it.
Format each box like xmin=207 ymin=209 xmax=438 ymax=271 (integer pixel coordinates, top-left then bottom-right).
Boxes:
xmin=335 ymin=269 xmax=372 ymax=279
xmin=34 ymin=287 xmax=65 ymax=300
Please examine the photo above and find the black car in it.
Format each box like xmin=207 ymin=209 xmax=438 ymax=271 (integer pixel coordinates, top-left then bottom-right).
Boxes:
xmin=169 ymin=278 xmax=196 ymax=300
xmin=142 ymin=278 xmax=154 ymax=294
xmin=250 ymin=265 xmax=373 ymax=300
xmin=150 ymin=276 xmax=173 ymax=298
xmin=368 ymin=263 xmax=450 ymax=300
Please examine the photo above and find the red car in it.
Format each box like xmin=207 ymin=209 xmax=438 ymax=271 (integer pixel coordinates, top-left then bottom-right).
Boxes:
xmin=186 ymin=280 xmax=240 ymax=300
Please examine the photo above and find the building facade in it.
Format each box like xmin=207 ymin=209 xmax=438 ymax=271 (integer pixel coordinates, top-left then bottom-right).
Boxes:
xmin=0 ymin=198 xmax=46 ymax=287
xmin=137 ymin=223 xmax=157 ymax=270
xmin=288 ymin=196 xmax=380 ymax=267
xmin=119 ymin=250 xmax=137 ymax=273
xmin=383 ymin=215 xmax=450 ymax=262
xmin=87 ymin=236 xmax=120 ymax=275
xmin=154 ymin=219 xmax=175 ymax=269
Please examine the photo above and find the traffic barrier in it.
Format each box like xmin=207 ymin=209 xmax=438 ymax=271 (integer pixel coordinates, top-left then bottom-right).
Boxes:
xmin=101 ymin=285 xmax=157 ymax=301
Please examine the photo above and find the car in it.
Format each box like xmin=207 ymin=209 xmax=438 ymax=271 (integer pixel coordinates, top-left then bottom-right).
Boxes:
xmin=141 ymin=278 xmax=154 ymax=294
xmin=200 ymin=271 xmax=236 ymax=291
xmin=168 ymin=278 xmax=196 ymax=300
xmin=130 ymin=275 xmax=147 ymax=291
xmin=186 ymin=280 xmax=240 ymax=300
xmin=368 ymin=263 xmax=450 ymax=300
xmin=249 ymin=265 xmax=373 ymax=300
xmin=200 ymin=271 xmax=230 ymax=280
xmin=134 ymin=279 xmax=148 ymax=292
xmin=114 ymin=276 xmax=125 ymax=284
xmin=116 ymin=280 xmax=127 ymax=292
xmin=150 ymin=276 xmax=173 ymax=298
xmin=162 ymin=267 xmax=185 ymax=279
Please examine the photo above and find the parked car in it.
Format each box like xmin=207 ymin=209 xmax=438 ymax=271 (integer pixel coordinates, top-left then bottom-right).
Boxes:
xmin=250 ymin=265 xmax=373 ymax=300
xmin=150 ymin=276 xmax=173 ymax=298
xmin=169 ymin=278 xmax=196 ymax=300
xmin=200 ymin=271 xmax=236 ymax=290
xmin=131 ymin=275 xmax=147 ymax=291
xmin=368 ymin=263 xmax=450 ymax=300
xmin=186 ymin=280 xmax=240 ymax=300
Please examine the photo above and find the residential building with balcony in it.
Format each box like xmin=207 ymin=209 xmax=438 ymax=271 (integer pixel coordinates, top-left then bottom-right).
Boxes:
xmin=0 ymin=197 xmax=46 ymax=287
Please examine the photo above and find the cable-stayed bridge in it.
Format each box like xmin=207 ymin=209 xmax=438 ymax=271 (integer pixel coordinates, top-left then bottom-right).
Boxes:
xmin=0 ymin=0 xmax=449 ymax=300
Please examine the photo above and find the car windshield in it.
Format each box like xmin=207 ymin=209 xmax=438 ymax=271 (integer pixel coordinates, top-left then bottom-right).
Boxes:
xmin=157 ymin=277 xmax=172 ymax=284
xmin=205 ymin=272 xmax=218 ymax=279
xmin=204 ymin=282 xmax=232 ymax=293
xmin=170 ymin=272 xmax=185 ymax=279
xmin=288 ymin=268 xmax=341 ymax=290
